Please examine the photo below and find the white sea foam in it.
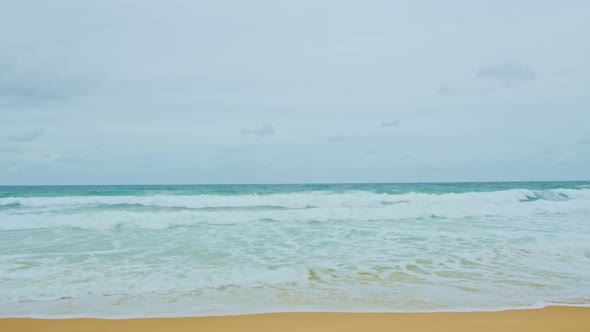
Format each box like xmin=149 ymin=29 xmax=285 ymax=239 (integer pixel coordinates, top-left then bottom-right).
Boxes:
xmin=0 ymin=187 xmax=589 ymax=317
xmin=1 ymin=189 xmax=589 ymax=230
xmin=3 ymin=188 xmax=589 ymax=210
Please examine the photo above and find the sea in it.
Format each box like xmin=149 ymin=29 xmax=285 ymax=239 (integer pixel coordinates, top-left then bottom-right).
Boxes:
xmin=1 ymin=182 xmax=589 ymax=318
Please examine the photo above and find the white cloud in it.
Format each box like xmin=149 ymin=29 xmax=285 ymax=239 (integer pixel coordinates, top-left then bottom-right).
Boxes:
xmin=366 ymin=149 xmax=379 ymax=155
xmin=0 ymin=54 xmax=99 ymax=106
xmin=220 ymin=147 xmax=248 ymax=154
xmin=437 ymin=83 xmax=455 ymax=95
xmin=240 ymin=124 xmax=275 ymax=137
xmin=380 ymin=119 xmax=400 ymax=128
xmin=4 ymin=128 xmax=44 ymax=142
xmin=0 ymin=146 xmax=21 ymax=153
xmin=327 ymin=135 xmax=350 ymax=142
xmin=476 ymin=60 xmax=536 ymax=87
xmin=94 ymin=144 xmax=119 ymax=150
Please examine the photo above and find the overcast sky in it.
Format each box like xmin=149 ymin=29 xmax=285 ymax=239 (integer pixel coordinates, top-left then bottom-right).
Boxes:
xmin=1 ymin=1 xmax=589 ymax=185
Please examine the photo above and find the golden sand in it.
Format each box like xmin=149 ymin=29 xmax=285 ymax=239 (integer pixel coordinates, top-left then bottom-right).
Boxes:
xmin=1 ymin=307 xmax=589 ymax=332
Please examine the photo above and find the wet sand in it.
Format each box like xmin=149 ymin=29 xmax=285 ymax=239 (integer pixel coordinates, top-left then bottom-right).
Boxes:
xmin=2 ymin=307 xmax=590 ymax=332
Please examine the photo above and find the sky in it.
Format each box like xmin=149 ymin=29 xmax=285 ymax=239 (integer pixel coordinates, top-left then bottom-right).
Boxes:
xmin=1 ymin=0 xmax=589 ymax=185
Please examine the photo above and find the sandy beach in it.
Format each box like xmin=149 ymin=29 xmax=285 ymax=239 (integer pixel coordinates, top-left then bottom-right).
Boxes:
xmin=2 ymin=307 xmax=589 ymax=332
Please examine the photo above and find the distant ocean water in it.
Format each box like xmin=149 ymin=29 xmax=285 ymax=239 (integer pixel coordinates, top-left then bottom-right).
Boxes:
xmin=1 ymin=182 xmax=589 ymax=318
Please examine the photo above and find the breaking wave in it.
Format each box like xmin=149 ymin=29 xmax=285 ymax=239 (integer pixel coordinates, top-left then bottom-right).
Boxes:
xmin=1 ymin=188 xmax=589 ymax=230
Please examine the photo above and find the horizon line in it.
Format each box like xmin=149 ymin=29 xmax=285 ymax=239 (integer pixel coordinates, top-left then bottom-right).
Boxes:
xmin=1 ymin=179 xmax=588 ymax=187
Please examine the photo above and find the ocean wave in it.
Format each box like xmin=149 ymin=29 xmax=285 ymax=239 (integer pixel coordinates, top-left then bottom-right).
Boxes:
xmin=1 ymin=186 xmax=589 ymax=317
xmin=1 ymin=238 xmax=588 ymax=317
xmin=0 ymin=189 xmax=589 ymax=230
xmin=1 ymin=188 xmax=589 ymax=210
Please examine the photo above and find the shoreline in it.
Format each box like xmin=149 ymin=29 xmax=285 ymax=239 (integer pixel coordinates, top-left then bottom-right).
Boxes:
xmin=2 ymin=307 xmax=590 ymax=332
xmin=3 ymin=303 xmax=589 ymax=319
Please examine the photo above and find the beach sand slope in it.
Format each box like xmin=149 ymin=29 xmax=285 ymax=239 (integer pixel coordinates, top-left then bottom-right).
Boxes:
xmin=1 ymin=307 xmax=589 ymax=332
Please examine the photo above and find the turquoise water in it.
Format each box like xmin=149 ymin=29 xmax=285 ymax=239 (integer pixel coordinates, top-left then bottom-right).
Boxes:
xmin=1 ymin=182 xmax=589 ymax=317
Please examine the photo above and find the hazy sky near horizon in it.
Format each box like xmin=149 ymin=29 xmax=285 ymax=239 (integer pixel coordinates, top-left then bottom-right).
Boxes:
xmin=1 ymin=1 xmax=589 ymax=185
